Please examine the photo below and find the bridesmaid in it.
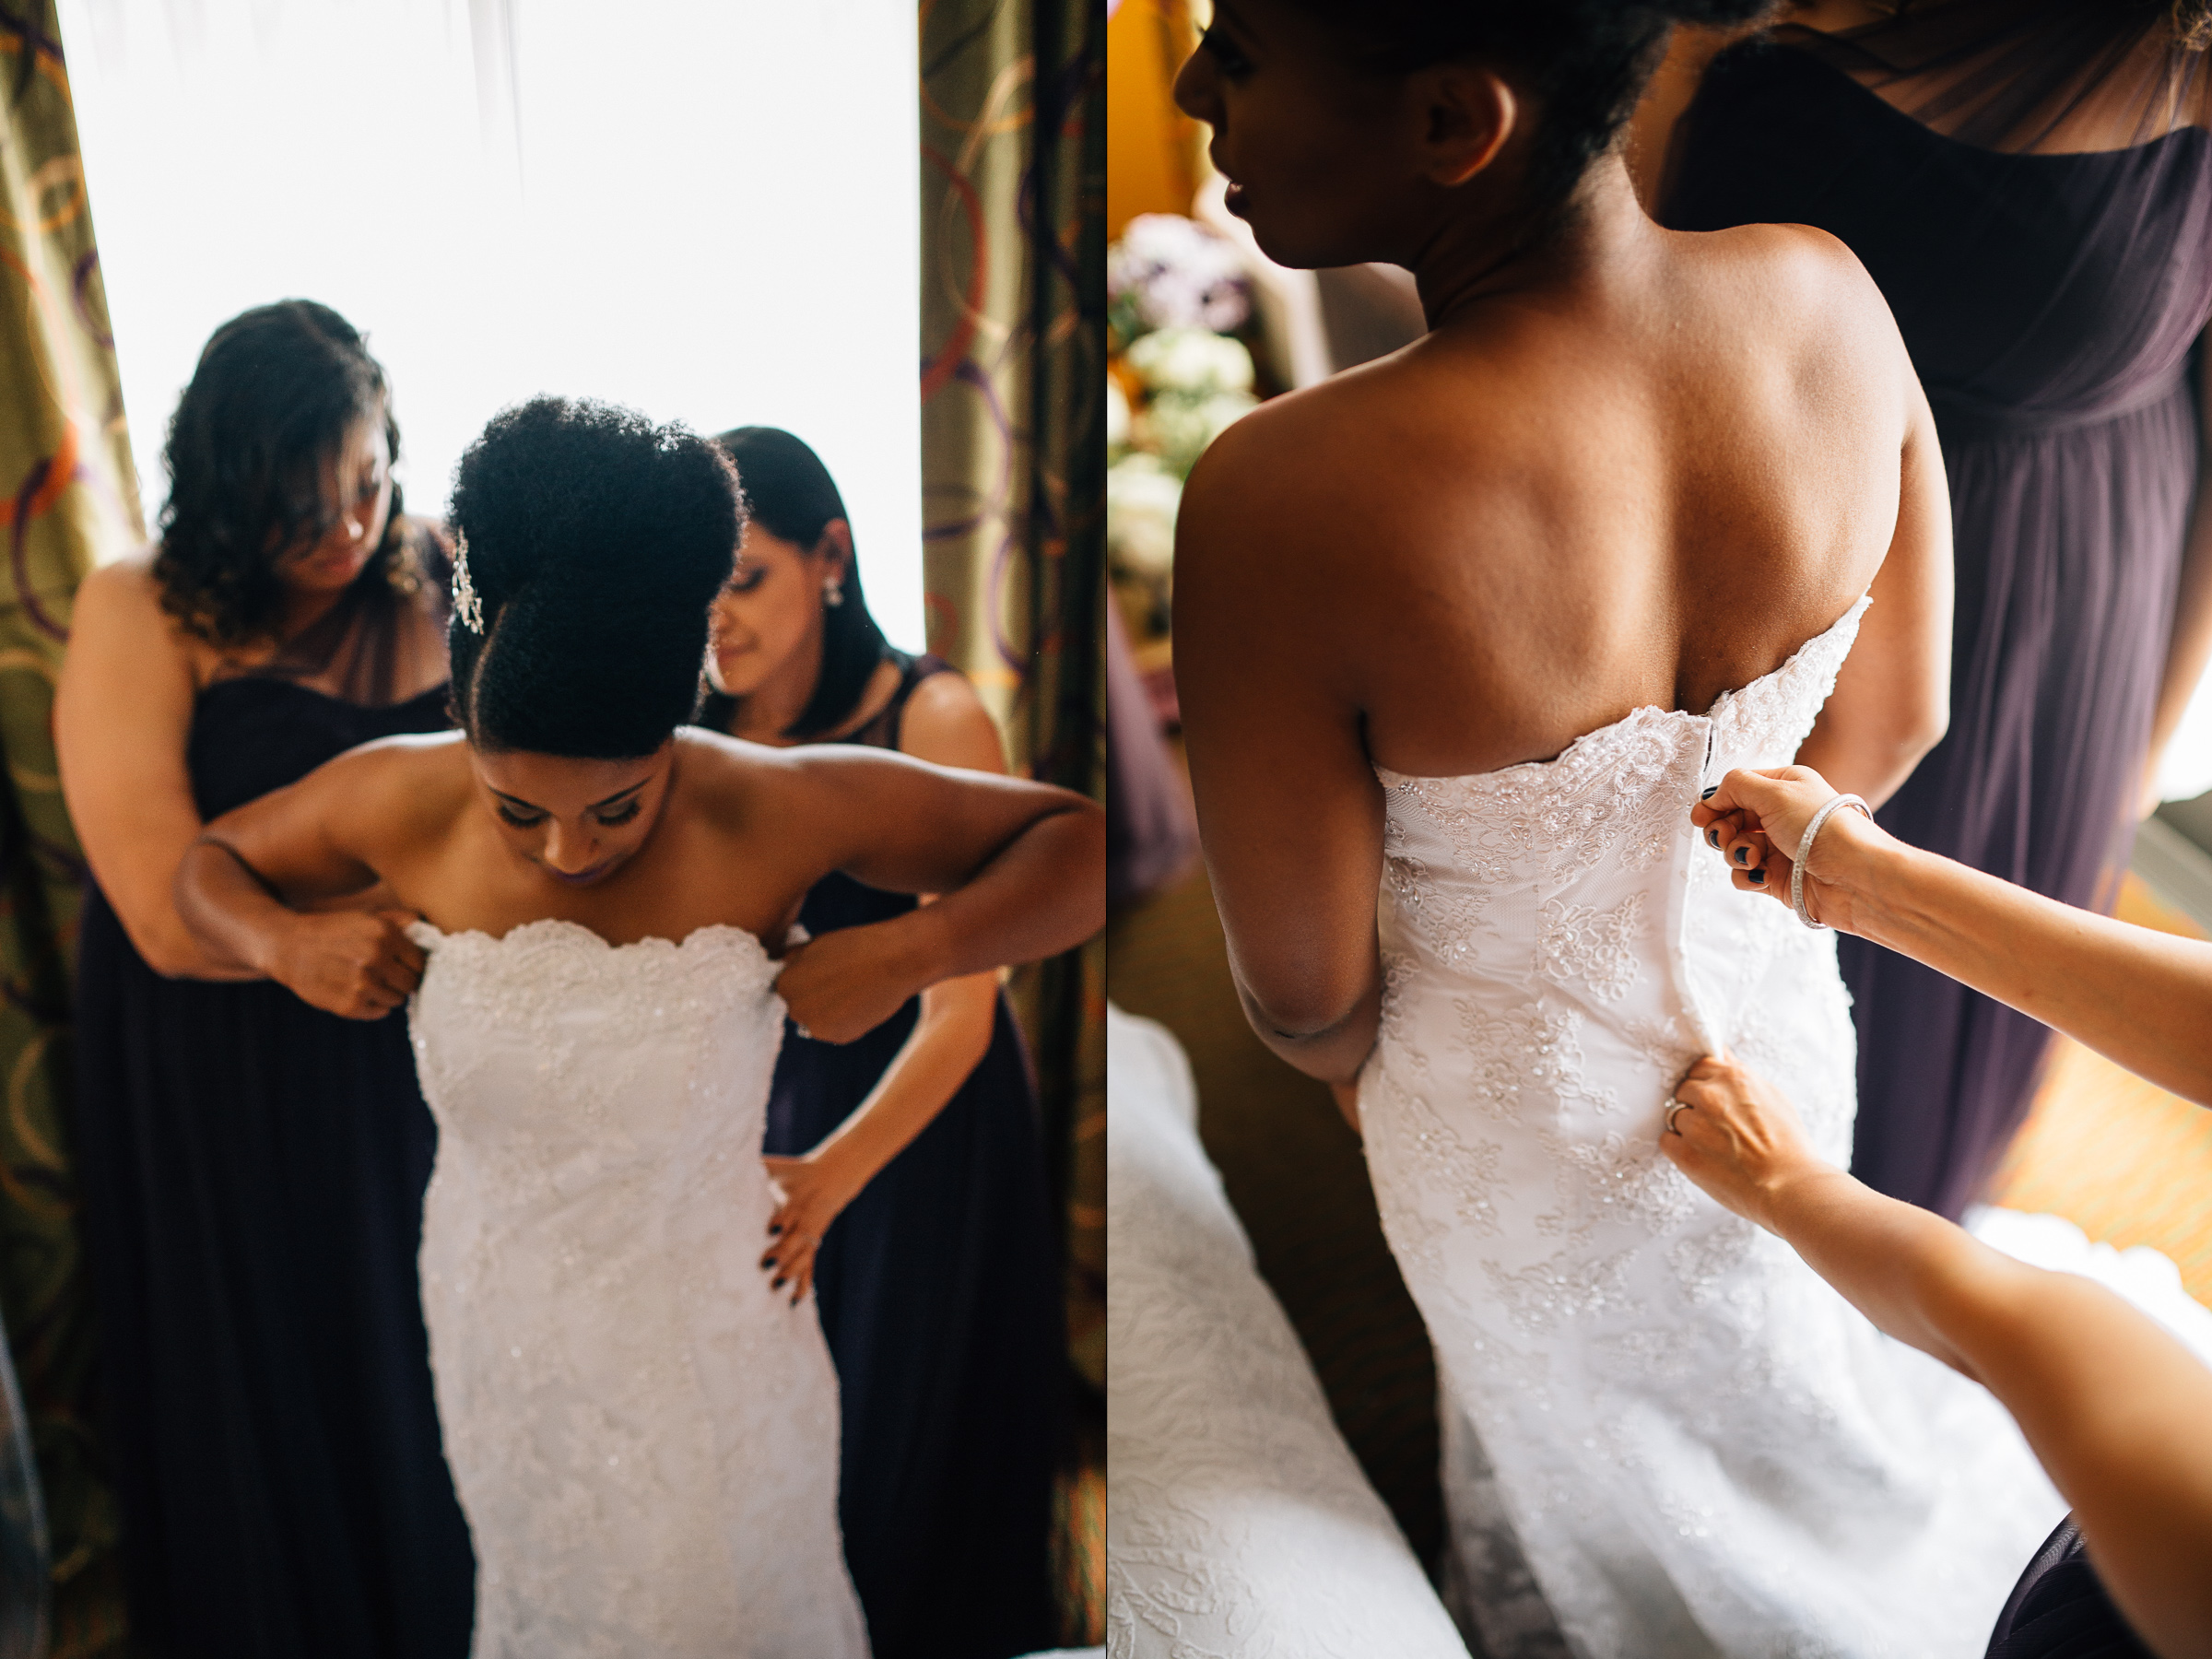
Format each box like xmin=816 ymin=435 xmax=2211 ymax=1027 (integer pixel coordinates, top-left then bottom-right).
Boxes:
xmin=707 ymin=427 xmax=1063 ymax=1659
xmin=1650 ymin=0 xmax=2212 ymax=1219
xmin=53 ymin=302 xmax=473 ymax=1654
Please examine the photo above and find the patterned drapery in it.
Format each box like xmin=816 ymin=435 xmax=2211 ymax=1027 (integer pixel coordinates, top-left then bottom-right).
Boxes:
xmin=0 ymin=6 xmax=141 ymax=1653
xmin=919 ymin=0 xmax=1105 ymax=1634
xmin=920 ymin=1 xmax=1106 ymax=1377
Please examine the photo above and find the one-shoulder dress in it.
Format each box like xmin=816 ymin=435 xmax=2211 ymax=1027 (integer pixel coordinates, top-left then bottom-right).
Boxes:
xmin=75 ymin=672 xmax=474 ymax=1656
xmin=1663 ymin=9 xmax=2212 ymax=1218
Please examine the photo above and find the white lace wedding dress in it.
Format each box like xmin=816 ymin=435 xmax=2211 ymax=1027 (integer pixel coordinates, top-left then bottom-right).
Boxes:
xmin=1361 ymin=599 xmax=2069 ymax=1657
xmin=405 ymin=920 xmax=868 ymax=1657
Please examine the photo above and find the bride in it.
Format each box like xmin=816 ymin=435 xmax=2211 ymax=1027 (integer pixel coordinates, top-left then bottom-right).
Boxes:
xmin=1172 ymin=1 xmax=2090 ymax=1653
xmin=171 ymin=397 xmax=1104 ymax=1655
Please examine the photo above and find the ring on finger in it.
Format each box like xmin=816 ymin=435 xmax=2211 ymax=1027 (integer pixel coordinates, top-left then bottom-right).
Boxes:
xmin=1664 ymin=1097 xmax=1692 ymax=1134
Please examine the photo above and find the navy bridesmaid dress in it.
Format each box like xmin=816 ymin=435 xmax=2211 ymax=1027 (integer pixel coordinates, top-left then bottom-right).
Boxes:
xmin=74 ymin=593 xmax=473 ymax=1656
xmin=1664 ymin=4 xmax=2212 ymax=1218
xmin=732 ymin=653 xmax=1065 ymax=1659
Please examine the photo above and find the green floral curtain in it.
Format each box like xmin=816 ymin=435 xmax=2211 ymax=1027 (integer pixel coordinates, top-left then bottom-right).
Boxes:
xmin=920 ymin=0 xmax=1106 ymax=1377
xmin=919 ymin=0 xmax=1105 ymax=1635
xmin=0 ymin=6 xmax=140 ymax=1653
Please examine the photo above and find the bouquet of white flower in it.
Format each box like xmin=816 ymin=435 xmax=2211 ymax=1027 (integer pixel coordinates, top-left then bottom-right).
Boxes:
xmin=1125 ymin=327 xmax=1255 ymax=400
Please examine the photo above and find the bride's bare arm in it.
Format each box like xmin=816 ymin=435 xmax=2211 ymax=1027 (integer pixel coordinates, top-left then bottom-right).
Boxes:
xmin=1790 ymin=359 xmax=1953 ymax=809
xmin=174 ymin=741 xmax=436 ymax=1019
xmin=1172 ymin=416 xmax=1386 ymax=1091
xmin=768 ymin=749 xmax=1103 ymax=1044
xmin=1695 ymin=765 xmax=2212 ymax=1106
xmin=1662 ymin=1056 xmax=2212 ymax=1659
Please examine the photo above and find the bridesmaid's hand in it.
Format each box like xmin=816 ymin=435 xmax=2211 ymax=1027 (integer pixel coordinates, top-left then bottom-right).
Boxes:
xmin=1658 ymin=1054 xmax=1832 ymax=1232
xmin=774 ymin=922 xmax=924 ymax=1045
xmin=1690 ymin=765 xmax=1885 ymax=934
xmin=269 ymin=908 xmax=425 ymax=1019
xmin=759 ymin=1150 xmax=865 ymax=1307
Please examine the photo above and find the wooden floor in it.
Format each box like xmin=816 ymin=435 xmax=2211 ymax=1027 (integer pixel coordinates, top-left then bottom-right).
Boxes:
xmin=1108 ymin=835 xmax=2212 ymax=1567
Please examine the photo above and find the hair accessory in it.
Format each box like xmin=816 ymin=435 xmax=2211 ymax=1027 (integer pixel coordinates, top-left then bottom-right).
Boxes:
xmin=453 ymin=531 xmax=485 ymax=634
xmin=1791 ymin=792 xmax=1872 ymax=931
xmin=823 ymin=580 xmax=843 ymax=609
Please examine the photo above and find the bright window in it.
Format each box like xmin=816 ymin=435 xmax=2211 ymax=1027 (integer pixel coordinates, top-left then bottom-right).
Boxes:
xmin=59 ymin=0 xmax=925 ymax=650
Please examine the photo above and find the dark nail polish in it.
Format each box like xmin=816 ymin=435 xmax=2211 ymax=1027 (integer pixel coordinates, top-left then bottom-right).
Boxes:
xmin=1734 ymin=846 xmax=1749 ymax=865
xmin=768 ymin=1224 xmax=782 ymax=1236
xmin=1700 ymin=786 xmax=1718 ymax=799
xmin=771 ymin=1277 xmax=787 ymax=1290
xmin=1747 ymin=867 xmax=1767 ymax=885
xmin=1706 ymin=828 xmax=1720 ymax=848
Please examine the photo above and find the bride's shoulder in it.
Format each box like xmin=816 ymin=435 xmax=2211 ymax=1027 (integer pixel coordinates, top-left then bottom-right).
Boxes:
xmin=1176 ymin=350 xmax=1463 ymax=581
xmin=1677 ymin=220 xmax=1905 ymax=364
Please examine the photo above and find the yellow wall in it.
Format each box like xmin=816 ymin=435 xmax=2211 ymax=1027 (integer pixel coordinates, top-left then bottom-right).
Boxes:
xmin=1107 ymin=0 xmax=1205 ymax=241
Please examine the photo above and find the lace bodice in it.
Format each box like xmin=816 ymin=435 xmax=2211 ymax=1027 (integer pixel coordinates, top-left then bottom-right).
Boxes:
xmin=1359 ymin=599 xmax=2072 ymax=1655
xmin=407 ymin=921 xmax=866 ymax=1657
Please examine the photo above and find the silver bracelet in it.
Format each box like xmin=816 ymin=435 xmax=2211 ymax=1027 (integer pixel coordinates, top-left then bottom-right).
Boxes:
xmin=1792 ymin=793 xmax=1871 ymax=931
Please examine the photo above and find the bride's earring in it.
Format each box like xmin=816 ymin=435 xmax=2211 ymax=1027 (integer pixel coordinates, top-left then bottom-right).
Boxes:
xmin=824 ymin=580 xmax=844 ymax=608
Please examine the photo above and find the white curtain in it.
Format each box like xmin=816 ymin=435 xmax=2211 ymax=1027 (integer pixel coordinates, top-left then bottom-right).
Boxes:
xmin=58 ymin=0 xmax=925 ymax=649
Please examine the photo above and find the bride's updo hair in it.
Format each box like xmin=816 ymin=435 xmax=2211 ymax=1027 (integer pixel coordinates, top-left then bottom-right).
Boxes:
xmin=1297 ymin=0 xmax=1779 ymax=210
xmin=446 ymin=396 xmax=743 ymax=759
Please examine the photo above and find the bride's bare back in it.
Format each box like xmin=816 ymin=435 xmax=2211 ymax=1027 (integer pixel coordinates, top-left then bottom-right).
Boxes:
xmin=1170 ymin=0 xmax=1951 ymax=1085
xmin=1181 ymin=208 xmax=1945 ymax=782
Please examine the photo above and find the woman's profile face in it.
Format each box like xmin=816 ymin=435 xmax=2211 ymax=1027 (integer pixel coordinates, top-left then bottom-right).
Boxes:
xmin=1172 ymin=0 xmax=1421 ymax=269
xmin=704 ymin=520 xmax=842 ymax=699
xmin=470 ymin=742 xmax=677 ymax=888
xmin=273 ymin=415 xmax=392 ymax=598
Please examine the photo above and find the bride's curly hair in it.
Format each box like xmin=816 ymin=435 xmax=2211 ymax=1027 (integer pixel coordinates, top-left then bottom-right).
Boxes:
xmin=153 ymin=300 xmax=412 ymax=648
xmin=1288 ymin=0 xmax=1782 ymax=209
xmin=447 ymin=397 xmax=742 ymax=759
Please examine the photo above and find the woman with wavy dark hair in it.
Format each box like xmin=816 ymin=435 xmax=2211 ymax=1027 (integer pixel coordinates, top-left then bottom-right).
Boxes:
xmin=699 ymin=426 xmax=1063 ymax=1659
xmin=53 ymin=300 xmax=473 ymax=1655
xmin=1646 ymin=1 xmax=2212 ymax=1228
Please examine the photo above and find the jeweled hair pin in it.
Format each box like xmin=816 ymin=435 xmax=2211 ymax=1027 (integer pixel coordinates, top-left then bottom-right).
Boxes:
xmin=453 ymin=531 xmax=485 ymax=634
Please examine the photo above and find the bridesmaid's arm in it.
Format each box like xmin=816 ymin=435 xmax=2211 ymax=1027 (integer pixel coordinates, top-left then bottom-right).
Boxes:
xmin=54 ymin=559 xmax=257 ymax=979
xmin=2142 ymin=332 xmax=2212 ymax=814
xmin=1695 ymin=765 xmax=2212 ymax=1106
xmin=759 ymin=674 xmax=1010 ymax=1304
xmin=1661 ymin=1055 xmax=2212 ymax=1659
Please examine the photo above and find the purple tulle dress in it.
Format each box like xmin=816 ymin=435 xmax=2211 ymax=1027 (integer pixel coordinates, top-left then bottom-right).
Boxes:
xmin=1664 ymin=2 xmax=2212 ymax=1218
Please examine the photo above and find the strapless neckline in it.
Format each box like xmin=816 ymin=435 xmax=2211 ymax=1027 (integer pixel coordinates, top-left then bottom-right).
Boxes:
xmin=409 ymin=915 xmax=771 ymax=964
xmin=1374 ymin=594 xmax=1871 ymax=787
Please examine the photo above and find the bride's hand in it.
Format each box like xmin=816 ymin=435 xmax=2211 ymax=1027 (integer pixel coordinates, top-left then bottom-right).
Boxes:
xmin=1689 ymin=766 xmax=1882 ymax=933
xmin=759 ymin=1150 xmax=865 ymax=1307
xmin=774 ymin=924 xmax=921 ymax=1045
xmin=1658 ymin=1054 xmax=1833 ymax=1232
xmin=269 ymin=907 xmax=426 ymax=1019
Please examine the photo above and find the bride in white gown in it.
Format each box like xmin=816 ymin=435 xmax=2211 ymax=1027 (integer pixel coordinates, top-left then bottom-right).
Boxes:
xmin=1164 ymin=3 xmax=2205 ymax=1653
xmin=173 ymin=397 xmax=1106 ymax=1654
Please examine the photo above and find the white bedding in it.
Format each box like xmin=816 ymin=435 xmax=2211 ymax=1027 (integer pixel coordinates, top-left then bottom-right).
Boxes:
xmin=1105 ymin=1005 xmax=1471 ymax=1659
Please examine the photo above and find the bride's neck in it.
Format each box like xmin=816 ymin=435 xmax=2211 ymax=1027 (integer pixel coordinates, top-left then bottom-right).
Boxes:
xmin=1413 ymin=153 xmax=1660 ymax=331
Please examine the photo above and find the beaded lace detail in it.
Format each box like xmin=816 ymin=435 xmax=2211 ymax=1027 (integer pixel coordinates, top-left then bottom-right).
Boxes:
xmin=1360 ymin=598 xmax=2074 ymax=1655
xmin=406 ymin=919 xmax=867 ymax=1657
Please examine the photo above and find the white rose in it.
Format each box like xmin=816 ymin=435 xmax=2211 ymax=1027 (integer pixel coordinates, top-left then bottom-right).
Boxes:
xmin=1107 ymin=453 xmax=1183 ymax=580
xmin=1145 ymin=389 xmax=1259 ymax=477
xmin=1126 ymin=328 xmax=1254 ymax=399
